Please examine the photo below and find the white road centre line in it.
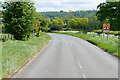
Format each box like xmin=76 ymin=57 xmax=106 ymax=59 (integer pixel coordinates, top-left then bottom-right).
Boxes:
xmin=78 ymin=62 xmax=82 ymax=69
xmin=69 ymin=41 xmax=85 ymax=78
xmin=82 ymin=73 xmax=86 ymax=79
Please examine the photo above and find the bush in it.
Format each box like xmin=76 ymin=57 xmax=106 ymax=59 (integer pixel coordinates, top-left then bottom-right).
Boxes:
xmin=50 ymin=24 xmax=62 ymax=31
xmin=40 ymin=27 xmax=48 ymax=32
xmin=63 ymin=28 xmax=70 ymax=31
xmin=47 ymin=29 xmax=52 ymax=32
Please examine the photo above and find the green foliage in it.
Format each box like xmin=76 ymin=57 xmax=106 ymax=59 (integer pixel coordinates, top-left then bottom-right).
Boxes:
xmin=40 ymin=10 xmax=97 ymax=19
xmin=0 ymin=38 xmax=1 ymax=79
xmin=88 ymin=15 xmax=103 ymax=31
xmin=68 ymin=18 xmax=88 ymax=31
xmin=106 ymin=0 xmax=120 ymax=2
xmin=33 ymin=12 xmax=49 ymax=32
xmin=49 ymin=18 xmax=64 ymax=30
xmin=60 ymin=14 xmax=75 ymax=24
xmin=34 ymin=12 xmax=48 ymax=27
xmin=2 ymin=32 xmax=51 ymax=77
xmin=68 ymin=19 xmax=77 ymax=28
xmin=50 ymin=24 xmax=62 ymax=30
xmin=2 ymin=2 xmax=36 ymax=40
xmin=96 ymin=1 xmax=120 ymax=30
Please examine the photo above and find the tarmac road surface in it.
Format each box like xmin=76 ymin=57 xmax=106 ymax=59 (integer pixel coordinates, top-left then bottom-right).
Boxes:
xmin=14 ymin=33 xmax=118 ymax=78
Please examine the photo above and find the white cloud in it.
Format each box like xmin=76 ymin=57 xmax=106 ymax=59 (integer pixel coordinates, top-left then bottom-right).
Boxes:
xmin=0 ymin=0 xmax=106 ymax=12
xmin=34 ymin=0 xmax=106 ymax=12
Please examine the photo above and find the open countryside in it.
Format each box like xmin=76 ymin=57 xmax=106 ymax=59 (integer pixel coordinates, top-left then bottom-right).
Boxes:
xmin=0 ymin=0 xmax=120 ymax=80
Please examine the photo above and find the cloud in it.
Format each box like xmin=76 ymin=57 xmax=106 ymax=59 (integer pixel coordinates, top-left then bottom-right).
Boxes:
xmin=34 ymin=0 xmax=106 ymax=12
xmin=0 ymin=0 xmax=106 ymax=12
xmin=62 ymin=2 xmax=92 ymax=4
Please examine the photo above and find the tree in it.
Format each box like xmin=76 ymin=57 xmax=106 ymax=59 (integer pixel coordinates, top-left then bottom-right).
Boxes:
xmin=49 ymin=18 xmax=65 ymax=29
xmin=68 ymin=19 xmax=77 ymax=29
xmin=2 ymin=1 xmax=36 ymax=40
xmin=88 ymin=15 xmax=102 ymax=31
xmin=96 ymin=1 xmax=120 ymax=30
xmin=60 ymin=10 xmax=64 ymax=12
xmin=40 ymin=10 xmax=97 ymax=20
xmin=50 ymin=24 xmax=62 ymax=30
xmin=60 ymin=14 xmax=75 ymax=24
xmin=34 ymin=12 xmax=48 ymax=32
xmin=68 ymin=18 xmax=88 ymax=30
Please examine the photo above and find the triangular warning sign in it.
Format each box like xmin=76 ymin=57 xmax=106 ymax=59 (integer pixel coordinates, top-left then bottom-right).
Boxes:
xmin=104 ymin=25 xmax=109 ymax=29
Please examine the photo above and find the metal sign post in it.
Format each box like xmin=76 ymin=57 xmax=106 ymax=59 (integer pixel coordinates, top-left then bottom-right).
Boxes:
xmin=35 ymin=21 xmax=39 ymax=37
xmin=107 ymin=33 xmax=109 ymax=40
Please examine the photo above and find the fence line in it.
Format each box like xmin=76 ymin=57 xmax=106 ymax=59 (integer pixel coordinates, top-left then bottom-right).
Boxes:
xmin=0 ymin=34 xmax=14 ymax=42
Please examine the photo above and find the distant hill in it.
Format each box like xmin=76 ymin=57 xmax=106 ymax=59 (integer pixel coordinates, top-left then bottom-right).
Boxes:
xmin=39 ymin=10 xmax=97 ymax=19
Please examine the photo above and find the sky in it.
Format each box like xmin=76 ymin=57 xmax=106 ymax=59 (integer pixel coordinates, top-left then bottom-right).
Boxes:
xmin=33 ymin=0 xmax=106 ymax=12
xmin=0 ymin=0 xmax=106 ymax=12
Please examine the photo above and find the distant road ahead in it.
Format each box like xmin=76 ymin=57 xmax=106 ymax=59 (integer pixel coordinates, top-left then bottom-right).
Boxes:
xmin=14 ymin=33 xmax=118 ymax=78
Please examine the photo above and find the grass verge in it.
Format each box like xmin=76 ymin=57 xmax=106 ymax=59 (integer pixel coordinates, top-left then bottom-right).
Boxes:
xmin=1 ymin=32 xmax=51 ymax=78
xmin=53 ymin=32 xmax=119 ymax=57
xmin=0 ymin=41 xmax=2 ymax=80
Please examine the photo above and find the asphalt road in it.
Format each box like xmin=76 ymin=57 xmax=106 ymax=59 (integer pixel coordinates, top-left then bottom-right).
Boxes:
xmin=14 ymin=33 xmax=118 ymax=78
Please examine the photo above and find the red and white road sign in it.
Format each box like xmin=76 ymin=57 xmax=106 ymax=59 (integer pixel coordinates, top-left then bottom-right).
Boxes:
xmin=103 ymin=24 xmax=110 ymax=33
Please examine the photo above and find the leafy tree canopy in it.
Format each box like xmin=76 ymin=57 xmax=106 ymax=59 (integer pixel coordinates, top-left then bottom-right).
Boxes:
xmin=2 ymin=1 xmax=36 ymax=40
xmin=68 ymin=18 xmax=88 ymax=30
xmin=49 ymin=18 xmax=65 ymax=28
xmin=96 ymin=1 xmax=120 ymax=30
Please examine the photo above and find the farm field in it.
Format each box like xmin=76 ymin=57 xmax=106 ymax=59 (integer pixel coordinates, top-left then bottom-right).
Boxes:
xmin=53 ymin=31 xmax=119 ymax=57
xmin=1 ymin=32 xmax=51 ymax=78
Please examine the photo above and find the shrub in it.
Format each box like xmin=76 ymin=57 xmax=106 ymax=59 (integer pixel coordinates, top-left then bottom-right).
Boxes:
xmin=50 ymin=24 xmax=62 ymax=31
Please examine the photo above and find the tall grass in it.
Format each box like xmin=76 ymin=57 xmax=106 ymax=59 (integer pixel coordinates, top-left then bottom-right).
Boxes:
xmin=2 ymin=32 xmax=51 ymax=78
xmin=0 ymin=41 xmax=2 ymax=80
xmin=54 ymin=32 xmax=119 ymax=57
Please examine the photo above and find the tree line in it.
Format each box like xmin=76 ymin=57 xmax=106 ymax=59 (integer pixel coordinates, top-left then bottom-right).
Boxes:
xmin=40 ymin=10 xmax=97 ymax=19
xmin=48 ymin=15 xmax=101 ymax=32
xmin=48 ymin=0 xmax=120 ymax=31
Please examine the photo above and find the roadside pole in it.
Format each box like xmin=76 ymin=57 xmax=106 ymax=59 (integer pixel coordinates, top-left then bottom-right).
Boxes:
xmin=32 ymin=30 xmax=34 ymax=38
xmin=103 ymin=33 xmax=105 ymax=38
xmin=107 ymin=33 xmax=109 ymax=40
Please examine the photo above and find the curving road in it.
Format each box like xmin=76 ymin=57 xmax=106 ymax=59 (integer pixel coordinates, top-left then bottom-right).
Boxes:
xmin=14 ymin=33 xmax=118 ymax=78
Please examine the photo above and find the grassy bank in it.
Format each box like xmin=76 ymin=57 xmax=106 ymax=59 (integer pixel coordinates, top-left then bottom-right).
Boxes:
xmin=53 ymin=31 xmax=119 ymax=57
xmin=1 ymin=32 xmax=51 ymax=78
xmin=0 ymin=42 xmax=2 ymax=80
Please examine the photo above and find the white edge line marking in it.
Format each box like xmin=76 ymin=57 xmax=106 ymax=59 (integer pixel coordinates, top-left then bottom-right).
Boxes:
xmin=78 ymin=62 xmax=82 ymax=69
